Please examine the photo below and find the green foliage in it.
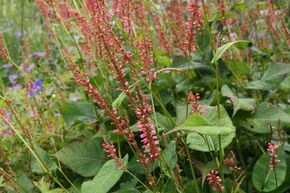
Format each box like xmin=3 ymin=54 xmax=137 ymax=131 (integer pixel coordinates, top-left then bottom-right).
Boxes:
xmin=160 ymin=141 xmax=178 ymax=170
xmin=55 ymin=138 xmax=106 ymax=177
xmin=81 ymin=155 xmax=128 ymax=193
xmin=244 ymin=103 xmax=290 ymax=133
xmin=60 ymin=102 xmax=96 ymax=125
xmin=169 ymin=105 xmax=235 ymax=135
xmin=246 ymin=63 xmax=290 ymax=90
xmin=31 ymin=147 xmax=57 ymax=174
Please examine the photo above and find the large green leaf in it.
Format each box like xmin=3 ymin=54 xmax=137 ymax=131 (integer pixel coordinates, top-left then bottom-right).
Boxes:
xmin=60 ymin=102 xmax=96 ymax=125
xmin=81 ymin=155 xmax=128 ymax=193
xmin=244 ymin=103 xmax=290 ymax=133
xmin=31 ymin=147 xmax=57 ymax=174
xmin=252 ymin=146 xmax=287 ymax=192
xmin=187 ymin=132 xmax=235 ymax=152
xmin=168 ymin=105 xmax=235 ymax=135
xmin=246 ymin=63 xmax=290 ymax=90
xmin=55 ymin=138 xmax=106 ymax=177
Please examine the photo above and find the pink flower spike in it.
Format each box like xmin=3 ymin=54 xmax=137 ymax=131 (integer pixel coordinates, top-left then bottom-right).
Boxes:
xmin=267 ymin=143 xmax=281 ymax=170
xmin=207 ymin=170 xmax=224 ymax=192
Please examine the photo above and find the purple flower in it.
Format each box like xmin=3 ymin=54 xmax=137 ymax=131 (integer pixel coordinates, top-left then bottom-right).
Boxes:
xmin=26 ymin=63 xmax=36 ymax=72
xmin=6 ymin=128 xmax=14 ymax=135
xmin=31 ymin=52 xmax=46 ymax=58
xmin=15 ymin=31 xmax=23 ymax=38
xmin=54 ymin=112 xmax=60 ymax=117
xmin=2 ymin=63 xmax=12 ymax=69
xmin=9 ymin=74 xmax=18 ymax=84
xmin=70 ymin=96 xmax=80 ymax=102
xmin=7 ymin=21 xmax=14 ymax=28
xmin=29 ymin=79 xmax=43 ymax=97
xmin=8 ymin=84 xmax=22 ymax=91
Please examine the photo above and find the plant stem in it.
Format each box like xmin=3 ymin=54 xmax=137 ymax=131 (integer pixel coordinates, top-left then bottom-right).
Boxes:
xmin=183 ymin=138 xmax=200 ymax=193
xmin=218 ymin=135 xmax=225 ymax=181
xmin=126 ymin=170 xmax=152 ymax=192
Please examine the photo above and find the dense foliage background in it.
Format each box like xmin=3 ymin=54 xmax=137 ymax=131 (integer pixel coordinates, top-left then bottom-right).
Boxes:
xmin=0 ymin=0 xmax=289 ymax=193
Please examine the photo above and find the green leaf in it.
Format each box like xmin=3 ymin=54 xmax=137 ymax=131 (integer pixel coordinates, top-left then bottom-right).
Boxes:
xmin=34 ymin=177 xmax=64 ymax=193
xmin=31 ymin=147 xmax=57 ymax=174
xmin=154 ymin=112 xmax=174 ymax=131
xmin=221 ymin=85 xmax=256 ymax=116
xmin=187 ymin=132 xmax=235 ymax=152
xmin=0 ymin=176 xmax=3 ymax=187
xmin=176 ymin=101 xmax=191 ymax=125
xmin=246 ymin=63 xmax=290 ymax=90
xmin=168 ymin=105 xmax=235 ymax=135
xmin=60 ymin=102 xmax=96 ymax=125
xmin=114 ymin=179 xmax=140 ymax=193
xmin=160 ymin=141 xmax=178 ymax=170
xmin=244 ymin=103 xmax=290 ymax=133
xmin=16 ymin=172 xmax=34 ymax=193
xmin=55 ymin=138 xmax=106 ymax=177
xmin=112 ymin=92 xmax=127 ymax=109
xmin=172 ymin=55 xmax=212 ymax=71
xmin=212 ymin=40 xmax=250 ymax=63
xmin=153 ymin=73 xmax=176 ymax=91
xmin=81 ymin=155 xmax=128 ymax=193
xmin=225 ymin=60 xmax=251 ymax=81
xmin=252 ymin=146 xmax=287 ymax=192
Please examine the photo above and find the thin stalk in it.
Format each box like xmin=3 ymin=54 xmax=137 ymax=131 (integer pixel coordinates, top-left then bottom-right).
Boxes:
xmin=127 ymin=170 xmax=152 ymax=192
xmin=214 ymin=60 xmax=221 ymax=121
xmin=182 ymin=138 xmax=200 ymax=193
xmin=57 ymin=167 xmax=81 ymax=193
xmin=218 ymin=135 xmax=224 ymax=181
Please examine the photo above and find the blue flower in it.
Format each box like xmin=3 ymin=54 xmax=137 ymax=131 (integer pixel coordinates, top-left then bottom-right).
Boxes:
xmin=29 ymin=79 xmax=43 ymax=97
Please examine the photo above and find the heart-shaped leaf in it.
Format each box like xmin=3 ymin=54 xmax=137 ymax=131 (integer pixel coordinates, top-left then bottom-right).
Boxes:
xmin=246 ymin=63 xmax=290 ymax=90
xmin=168 ymin=105 xmax=235 ymax=135
xmin=60 ymin=102 xmax=96 ymax=125
xmin=55 ymin=138 xmax=106 ymax=177
xmin=81 ymin=155 xmax=128 ymax=193
xmin=244 ymin=103 xmax=290 ymax=133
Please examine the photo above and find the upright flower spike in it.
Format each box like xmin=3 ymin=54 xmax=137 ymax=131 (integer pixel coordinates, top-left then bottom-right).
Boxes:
xmin=153 ymin=14 xmax=172 ymax=53
xmin=207 ymin=170 xmax=224 ymax=192
xmin=102 ymin=137 xmax=125 ymax=170
xmin=168 ymin=0 xmax=187 ymax=55
xmin=267 ymin=143 xmax=281 ymax=170
xmin=135 ymin=38 xmax=155 ymax=82
xmin=135 ymin=97 xmax=160 ymax=163
xmin=0 ymin=33 xmax=9 ymax=61
xmin=188 ymin=91 xmax=201 ymax=114
xmin=183 ymin=0 xmax=204 ymax=53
